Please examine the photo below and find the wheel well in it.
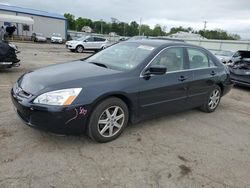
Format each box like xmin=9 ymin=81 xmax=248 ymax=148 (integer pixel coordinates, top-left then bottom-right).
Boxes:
xmin=88 ymin=94 xmax=133 ymax=123
xmin=94 ymin=94 xmax=132 ymax=112
xmin=76 ymin=45 xmax=84 ymax=49
xmin=217 ymin=83 xmax=224 ymax=95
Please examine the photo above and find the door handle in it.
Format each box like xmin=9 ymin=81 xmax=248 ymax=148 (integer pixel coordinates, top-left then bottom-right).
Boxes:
xmin=210 ymin=71 xmax=216 ymax=76
xmin=178 ymin=75 xmax=188 ymax=81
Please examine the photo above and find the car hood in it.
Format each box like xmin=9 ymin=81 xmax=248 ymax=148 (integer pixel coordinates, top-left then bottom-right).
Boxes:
xmin=52 ymin=37 xmax=62 ymax=40
xmin=19 ymin=60 xmax=121 ymax=95
xmin=215 ymin=55 xmax=230 ymax=60
xmin=36 ymin=36 xmax=46 ymax=40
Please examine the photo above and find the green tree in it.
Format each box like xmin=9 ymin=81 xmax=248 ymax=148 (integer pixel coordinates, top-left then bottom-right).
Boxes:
xmin=152 ymin=24 xmax=163 ymax=36
xmin=140 ymin=24 xmax=152 ymax=36
xmin=64 ymin=13 xmax=76 ymax=30
xmin=75 ymin=17 xmax=93 ymax=31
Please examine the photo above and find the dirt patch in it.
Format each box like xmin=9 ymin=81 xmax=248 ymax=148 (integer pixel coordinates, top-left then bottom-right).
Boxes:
xmin=179 ymin=165 xmax=192 ymax=176
xmin=178 ymin=155 xmax=190 ymax=162
xmin=0 ymin=128 xmax=13 ymax=139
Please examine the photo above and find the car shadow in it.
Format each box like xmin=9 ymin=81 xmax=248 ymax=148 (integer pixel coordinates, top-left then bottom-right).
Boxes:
xmin=35 ymin=109 xmax=199 ymax=145
xmin=233 ymin=85 xmax=250 ymax=91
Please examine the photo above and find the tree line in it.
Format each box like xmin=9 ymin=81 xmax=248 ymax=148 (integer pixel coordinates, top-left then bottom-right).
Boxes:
xmin=64 ymin=13 xmax=240 ymax=40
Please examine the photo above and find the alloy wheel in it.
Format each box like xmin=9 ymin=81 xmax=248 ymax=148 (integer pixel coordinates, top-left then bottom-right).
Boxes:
xmin=76 ymin=46 xmax=83 ymax=53
xmin=97 ymin=106 xmax=125 ymax=138
xmin=208 ymin=89 xmax=220 ymax=110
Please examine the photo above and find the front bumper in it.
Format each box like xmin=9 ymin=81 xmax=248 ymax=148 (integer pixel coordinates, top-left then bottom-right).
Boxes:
xmin=11 ymin=89 xmax=90 ymax=134
xmin=52 ymin=39 xmax=63 ymax=43
xmin=66 ymin=44 xmax=76 ymax=49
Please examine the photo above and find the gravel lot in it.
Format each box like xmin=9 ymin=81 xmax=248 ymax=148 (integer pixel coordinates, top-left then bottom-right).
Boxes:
xmin=0 ymin=42 xmax=250 ymax=188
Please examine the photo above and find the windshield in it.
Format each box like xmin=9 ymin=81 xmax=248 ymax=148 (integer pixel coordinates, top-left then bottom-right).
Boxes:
xmin=85 ymin=42 xmax=155 ymax=71
xmin=215 ymin=51 xmax=234 ymax=56
xmin=36 ymin=33 xmax=43 ymax=36
xmin=76 ymin=36 xmax=88 ymax=41
xmin=52 ymin=33 xmax=61 ymax=37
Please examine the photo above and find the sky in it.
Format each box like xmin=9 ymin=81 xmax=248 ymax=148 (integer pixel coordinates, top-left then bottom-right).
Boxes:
xmin=1 ymin=0 xmax=250 ymax=38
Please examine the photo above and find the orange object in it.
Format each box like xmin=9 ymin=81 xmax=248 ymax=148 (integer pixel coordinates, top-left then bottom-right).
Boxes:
xmin=63 ymin=96 xmax=76 ymax=106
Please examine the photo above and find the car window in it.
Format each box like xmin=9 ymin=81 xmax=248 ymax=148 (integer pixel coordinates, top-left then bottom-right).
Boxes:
xmin=209 ymin=58 xmax=217 ymax=67
xmin=94 ymin=37 xmax=106 ymax=42
xmin=151 ymin=47 xmax=184 ymax=72
xmin=86 ymin=37 xmax=94 ymax=42
xmin=187 ymin=48 xmax=209 ymax=69
xmin=86 ymin=43 xmax=154 ymax=71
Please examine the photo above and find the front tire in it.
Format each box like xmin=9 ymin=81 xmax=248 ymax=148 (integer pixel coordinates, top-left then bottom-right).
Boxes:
xmin=200 ymin=86 xmax=221 ymax=113
xmin=76 ymin=45 xmax=84 ymax=53
xmin=87 ymin=97 xmax=129 ymax=143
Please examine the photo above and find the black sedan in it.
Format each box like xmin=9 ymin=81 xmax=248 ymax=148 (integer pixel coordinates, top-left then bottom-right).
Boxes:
xmin=11 ymin=40 xmax=233 ymax=142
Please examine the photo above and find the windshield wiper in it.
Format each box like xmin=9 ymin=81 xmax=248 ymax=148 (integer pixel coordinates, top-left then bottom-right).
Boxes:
xmin=89 ymin=62 xmax=108 ymax=68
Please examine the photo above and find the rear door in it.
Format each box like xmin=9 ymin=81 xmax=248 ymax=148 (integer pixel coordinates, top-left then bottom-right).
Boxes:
xmin=138 ymin=47 xmax=192 ymax=118
xmin=94 ymin=37 xmax=106 ymax=49
xmin=186 ymin=47 xmax=219 ymax=107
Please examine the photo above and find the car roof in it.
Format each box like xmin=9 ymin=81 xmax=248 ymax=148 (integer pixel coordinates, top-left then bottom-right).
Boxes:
xmin=124 ymin=39 xmax=190 ymax=48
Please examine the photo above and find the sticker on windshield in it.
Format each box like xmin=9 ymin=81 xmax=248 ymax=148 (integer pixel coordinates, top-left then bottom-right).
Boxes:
xmin=138 ymin=45 xmax=155 ymax=51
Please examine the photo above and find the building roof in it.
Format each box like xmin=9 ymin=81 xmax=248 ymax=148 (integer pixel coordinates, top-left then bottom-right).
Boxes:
xmin=0 ymin=4 xmax=66 ymax=20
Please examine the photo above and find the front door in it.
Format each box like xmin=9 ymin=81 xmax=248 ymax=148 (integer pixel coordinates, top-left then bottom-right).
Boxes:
xmin=138 ymin=47 xmax=192 ymax=118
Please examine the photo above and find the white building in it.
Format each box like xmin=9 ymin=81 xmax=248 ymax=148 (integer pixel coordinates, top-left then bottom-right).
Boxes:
xmin=0 ymin=4 xmax=67 ymax=40
xmin=168 ymin=31 xmax=206 ymax=40
xmin=81 ymin=26 xmax=92 ymax=33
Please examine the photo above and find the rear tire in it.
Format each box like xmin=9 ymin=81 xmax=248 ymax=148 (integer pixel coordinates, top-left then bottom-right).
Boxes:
xmin=200 ymin=85 xmax=222 ymax=113
xmin=87 ymin=97 xmax=129 ymax=143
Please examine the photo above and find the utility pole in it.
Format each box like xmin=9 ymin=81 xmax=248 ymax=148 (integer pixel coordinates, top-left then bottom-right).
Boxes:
xmin=139 ymin=18 xmax=142 ymax=36
xmin=203 ymin=21 xmax=207 ymax=31
xmin=123 ymin=23 xmax=125 ymax=36
xmin=100 ymin=19 xmax=103 ymax=34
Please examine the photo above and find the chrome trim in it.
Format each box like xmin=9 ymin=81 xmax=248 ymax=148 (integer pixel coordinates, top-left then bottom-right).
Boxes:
xmin=0 ymin=62 xmax=12 ymax=65
xmin=140 ymin=45 xmax=218 ymax=78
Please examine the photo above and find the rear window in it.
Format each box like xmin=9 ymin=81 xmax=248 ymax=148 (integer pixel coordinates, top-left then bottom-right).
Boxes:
xmin=95 ymin=37 xmax=106 ymax=42
xmin=187 ymin=48 xmax=209 ymax=69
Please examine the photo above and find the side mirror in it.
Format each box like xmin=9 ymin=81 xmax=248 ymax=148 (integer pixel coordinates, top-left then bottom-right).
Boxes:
xmin=84 ymin=40 xmax=88 ymax=42
xmin=144 ymin=65 xmax=167 ymax=76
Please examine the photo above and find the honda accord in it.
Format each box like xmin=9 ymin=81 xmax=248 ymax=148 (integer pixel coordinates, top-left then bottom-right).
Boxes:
xmin=11 ymin=40 xmax=233 ymax=142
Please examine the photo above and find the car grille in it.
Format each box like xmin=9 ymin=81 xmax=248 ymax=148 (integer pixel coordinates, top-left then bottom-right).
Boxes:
xmin=13 ymin=83 xmax=32 ymax=99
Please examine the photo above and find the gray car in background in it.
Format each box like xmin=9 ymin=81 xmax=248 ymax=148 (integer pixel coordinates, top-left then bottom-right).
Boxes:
xmin=214 ymin=50 xmax=235 ymax=64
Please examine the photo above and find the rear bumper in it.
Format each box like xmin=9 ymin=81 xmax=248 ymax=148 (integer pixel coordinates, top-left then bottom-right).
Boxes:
xmin=11 ymin=89 xmax=90 ymax=134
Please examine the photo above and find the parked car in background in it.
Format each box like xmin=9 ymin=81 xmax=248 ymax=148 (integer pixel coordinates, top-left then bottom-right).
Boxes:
xmin=66 ymin=36 xmax=109 ymax=52
xmin=214 ymin=50 xmax=235 ymax=64
xmin=0 ymin=42 xmax=20 ymax=69
xmin=11 ymin=40 xmax=232 ymax=142
xmin=51 ymin=33 xmax=63 ymax=44
xmin=228 ymin=50 xmax=250 ymax=87
xmin=32 ymin=33 xmax=47 ymax=42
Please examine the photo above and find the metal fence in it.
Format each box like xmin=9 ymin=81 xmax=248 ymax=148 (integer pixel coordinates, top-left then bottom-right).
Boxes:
xmin=184 ymin=39 xmax=250 ymax=52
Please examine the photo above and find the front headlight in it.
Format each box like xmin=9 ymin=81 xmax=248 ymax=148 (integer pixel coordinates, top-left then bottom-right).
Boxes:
xmin=33 ymin=88 xmax=82 ymax=106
